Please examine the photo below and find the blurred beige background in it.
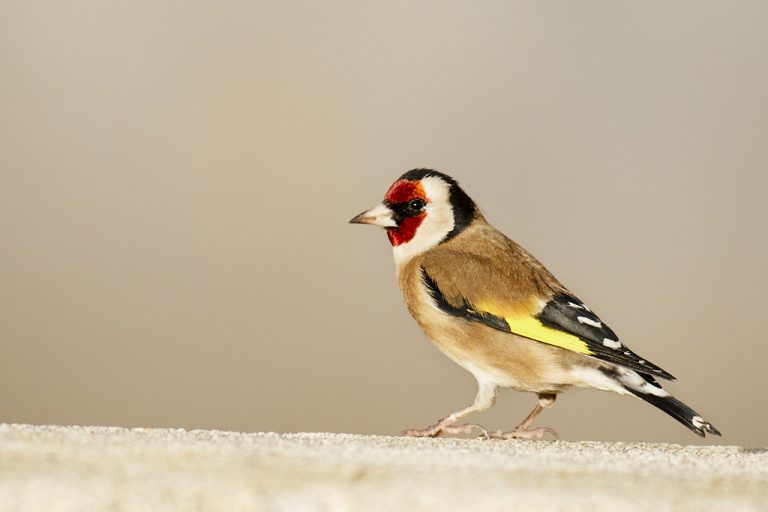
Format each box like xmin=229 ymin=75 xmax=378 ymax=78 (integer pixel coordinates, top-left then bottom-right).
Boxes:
xmin=1 ymin=1 xmax=766 ymax=446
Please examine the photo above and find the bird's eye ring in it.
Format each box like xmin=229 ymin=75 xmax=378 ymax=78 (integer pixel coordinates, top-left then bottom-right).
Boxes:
xmin=408 ymin=198 xmax=425 ymax=211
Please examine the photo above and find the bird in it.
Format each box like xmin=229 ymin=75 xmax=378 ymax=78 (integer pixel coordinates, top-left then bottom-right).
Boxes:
xmin=349 ymin=169 xmax=720 ymax=439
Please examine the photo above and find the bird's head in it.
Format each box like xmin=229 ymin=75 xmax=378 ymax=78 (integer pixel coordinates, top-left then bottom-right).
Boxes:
xmin=350 ymin=169 xmax=478 ymax=263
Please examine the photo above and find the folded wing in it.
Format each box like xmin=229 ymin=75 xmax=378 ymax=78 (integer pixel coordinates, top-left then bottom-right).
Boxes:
xmin=421 ymin=244 xmax=675 ymax=381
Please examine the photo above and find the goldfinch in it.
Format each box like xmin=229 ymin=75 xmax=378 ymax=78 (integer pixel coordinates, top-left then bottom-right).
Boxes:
xmin=350 ymin=169 xmax=720 ymax=439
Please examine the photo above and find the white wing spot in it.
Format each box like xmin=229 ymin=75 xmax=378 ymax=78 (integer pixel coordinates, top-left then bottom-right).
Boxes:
xmin=638 ymin=359 xmax=646 ymax=364
xmin=577 ymin=316 xmax=602 ymax=328
xmin=602 ymin=338 xmax=622 ymax=349
xmin=691 ymin=416 xmax=705 ymax=429
xmin=568 ymin=302 xmax=583 ymax=309
xmin=624 ymin=351 xmax=631 ymax=356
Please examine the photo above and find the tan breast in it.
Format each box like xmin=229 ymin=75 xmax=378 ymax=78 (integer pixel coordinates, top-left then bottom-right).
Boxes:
xmin=396 ymin=253 xmax=580 ymax=394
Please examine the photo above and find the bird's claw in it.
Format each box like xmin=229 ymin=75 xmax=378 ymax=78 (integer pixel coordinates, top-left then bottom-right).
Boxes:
xmin=400 ymin=426 xmax=440 ymax=437
xmin=446 ymin=423 xmax=490 ymax=439
xmin=400 ymin=422 xmax=489 ymax=439
xmin=489 ymin=426 xmax=558 ymax=440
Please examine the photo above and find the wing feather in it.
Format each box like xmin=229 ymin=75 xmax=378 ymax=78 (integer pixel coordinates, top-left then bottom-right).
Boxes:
xmin=421 ymin=231 xmax=675 ymax=380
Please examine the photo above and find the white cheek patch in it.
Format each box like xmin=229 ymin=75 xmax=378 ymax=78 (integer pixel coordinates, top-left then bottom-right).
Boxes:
xmin=393 ymin=177 xmax=455 ymax=268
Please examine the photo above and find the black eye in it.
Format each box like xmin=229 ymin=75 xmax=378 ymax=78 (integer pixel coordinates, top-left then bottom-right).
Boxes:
xmin=408 ymin=198 xmax=425 ymax=211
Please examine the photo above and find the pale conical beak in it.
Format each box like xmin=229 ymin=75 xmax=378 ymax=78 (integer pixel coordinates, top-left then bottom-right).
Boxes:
xmin=349 ymin=202 xmax=397 ymax=228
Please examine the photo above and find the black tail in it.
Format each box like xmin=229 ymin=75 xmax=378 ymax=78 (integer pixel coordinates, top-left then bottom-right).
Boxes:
xmin=626 ymin=388 xmax=721 ymax=437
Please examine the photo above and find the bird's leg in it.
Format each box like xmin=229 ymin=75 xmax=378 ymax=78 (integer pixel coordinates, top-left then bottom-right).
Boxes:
xmin=401 ymin=379 xmax=497 ymax=438
xmin=491 ymin=393 xmax=558 ymax=440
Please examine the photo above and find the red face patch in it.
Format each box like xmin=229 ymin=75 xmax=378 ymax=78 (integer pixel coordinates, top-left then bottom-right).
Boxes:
xmin=383 ymin=180 xmax=428 ymax=247
xmin=387 ymin=215 xmax=425 ymax=246
xmin=385 ymin=180 xmax=426 ymax=204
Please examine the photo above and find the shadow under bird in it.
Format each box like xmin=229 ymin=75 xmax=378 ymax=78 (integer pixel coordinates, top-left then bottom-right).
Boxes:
xmin=350 ymin=169 xmax=720 ymax=439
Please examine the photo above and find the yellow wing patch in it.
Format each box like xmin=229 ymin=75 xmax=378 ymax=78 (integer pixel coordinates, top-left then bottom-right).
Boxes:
xmin=501 ymin=314 xmax=593 ymax=355
xmin=474 ymin=299 xmax=593 ymax=356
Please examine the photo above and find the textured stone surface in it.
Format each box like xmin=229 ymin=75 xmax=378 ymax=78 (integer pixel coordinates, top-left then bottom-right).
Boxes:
xmin=0 ymin=424 xmax=765 ymax=511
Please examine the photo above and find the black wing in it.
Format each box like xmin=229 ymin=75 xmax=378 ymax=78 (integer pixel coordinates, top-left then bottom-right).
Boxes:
xmin=538 ymin=293 xmax=676 ymax=380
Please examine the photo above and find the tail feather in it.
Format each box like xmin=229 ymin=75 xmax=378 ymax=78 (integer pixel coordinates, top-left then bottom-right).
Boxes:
xmin=625 ymin=385 xmax=721 ymax=437
xmin=602 ymin=367 xmax=721 ymax=437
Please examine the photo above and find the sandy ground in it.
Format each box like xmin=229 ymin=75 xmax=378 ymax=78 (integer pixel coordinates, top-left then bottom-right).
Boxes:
xmin=0 ymin=424 xmax=765 ymax=511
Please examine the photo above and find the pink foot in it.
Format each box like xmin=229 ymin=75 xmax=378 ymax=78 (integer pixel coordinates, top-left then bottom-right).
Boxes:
xmin=490 ymin=426 xmax=558 ymax=440
xmin=401 ymin=423 xmax=489 ymax=439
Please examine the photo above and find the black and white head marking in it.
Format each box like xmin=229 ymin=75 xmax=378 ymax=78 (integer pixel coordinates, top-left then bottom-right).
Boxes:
xmin=392 ymin=169 xmax=477 ymax=266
